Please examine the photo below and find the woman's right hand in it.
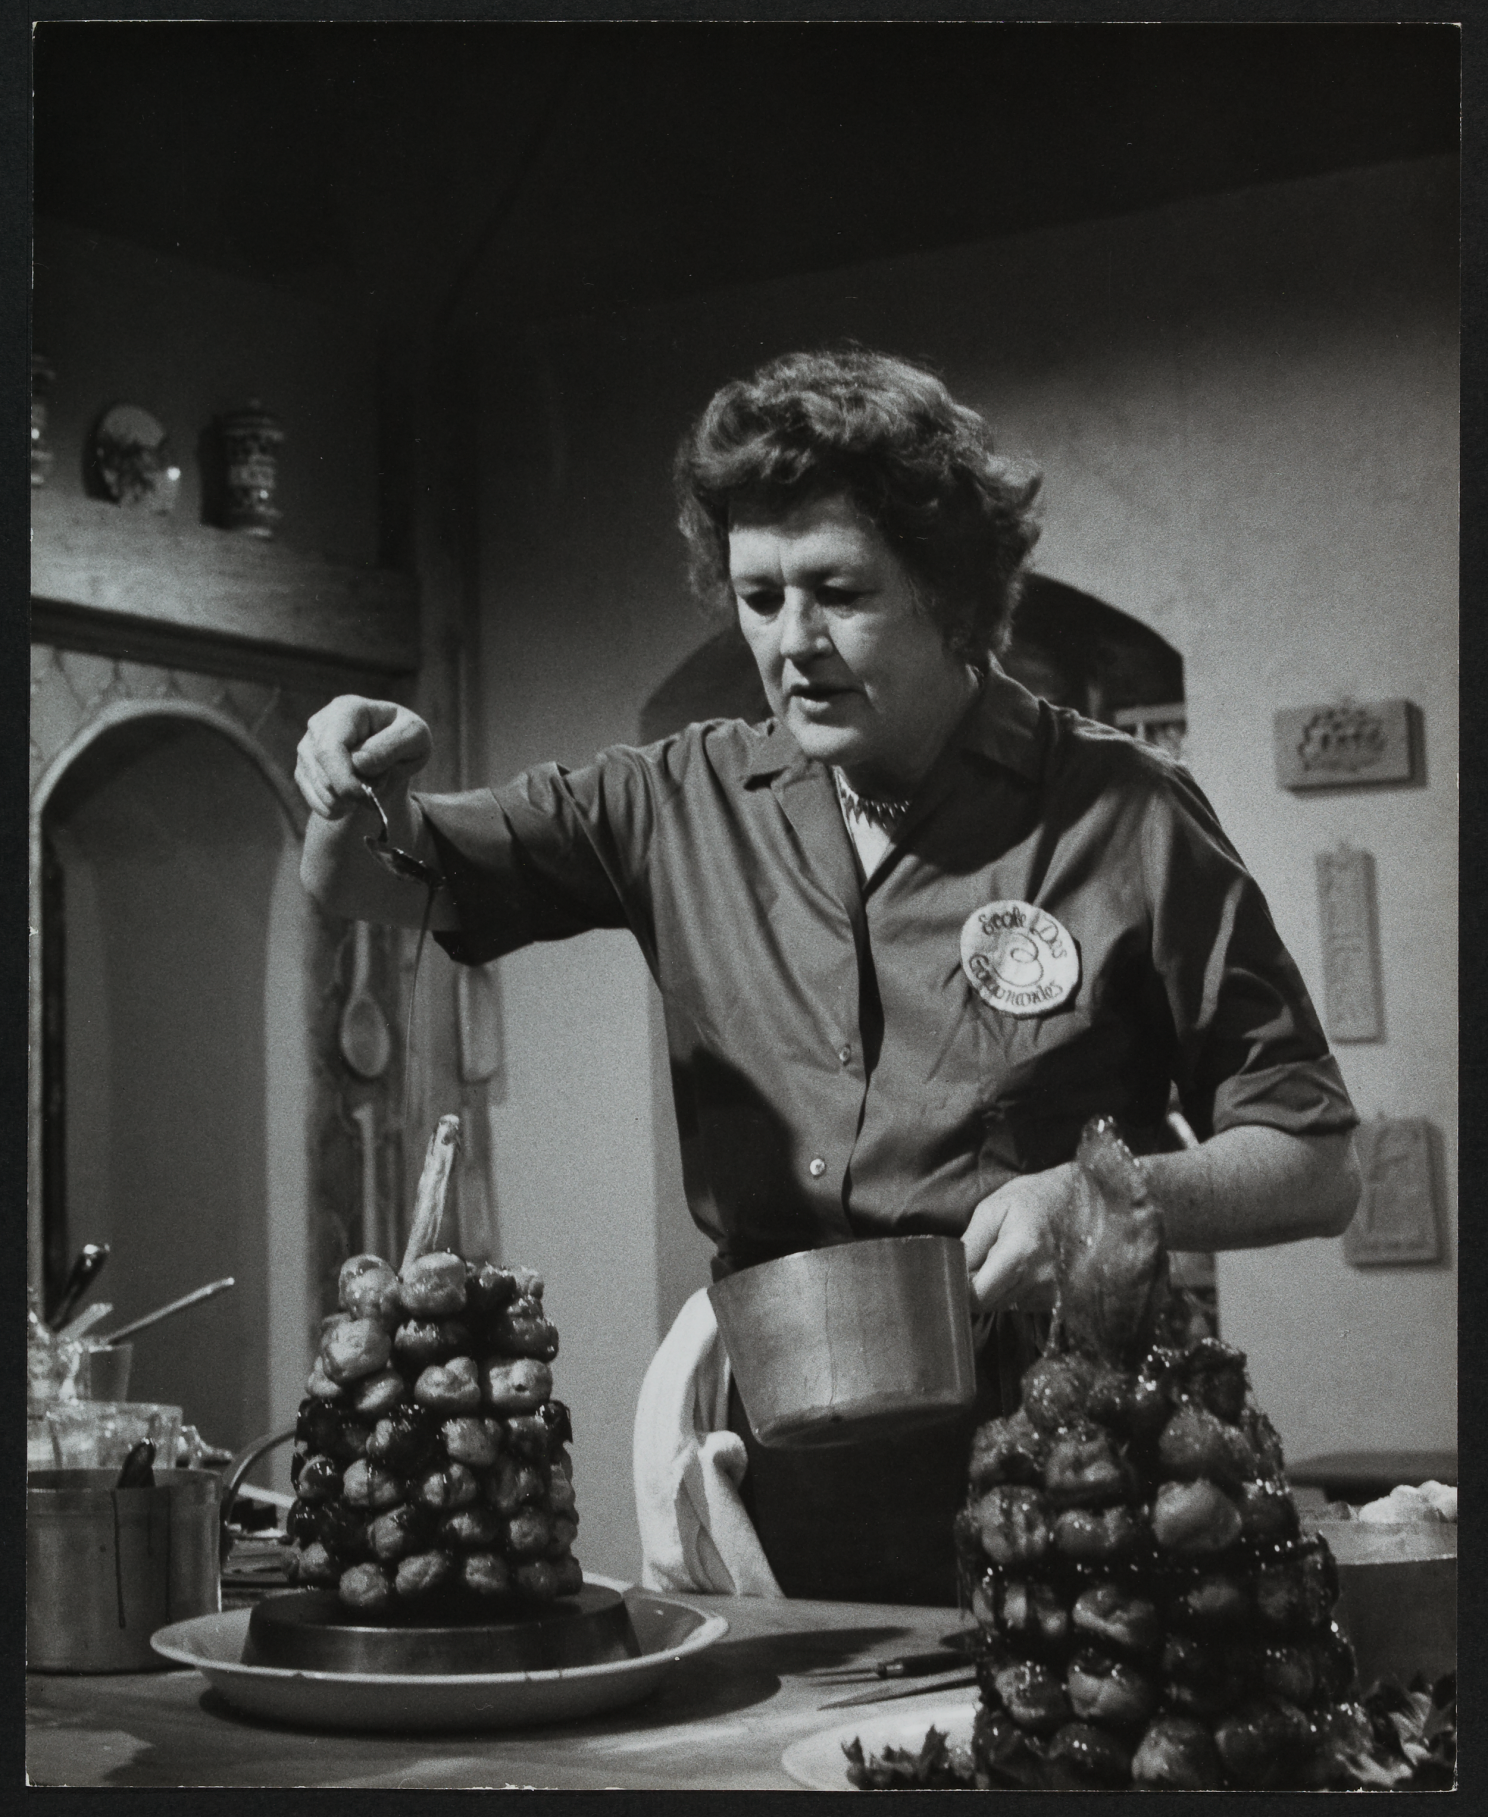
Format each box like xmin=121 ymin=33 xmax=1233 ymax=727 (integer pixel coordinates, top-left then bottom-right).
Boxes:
xmin=295 ymin=696 xmax=433 ymax=821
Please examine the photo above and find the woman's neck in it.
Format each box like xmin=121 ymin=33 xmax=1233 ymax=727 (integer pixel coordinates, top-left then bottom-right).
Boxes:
xmin=837 ymin=665 xmax=981 ymax=801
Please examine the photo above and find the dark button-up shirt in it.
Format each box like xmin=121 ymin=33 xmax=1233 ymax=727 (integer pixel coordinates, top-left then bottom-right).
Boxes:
xmin=419 ymin=668 xmax=1356 ymax=1278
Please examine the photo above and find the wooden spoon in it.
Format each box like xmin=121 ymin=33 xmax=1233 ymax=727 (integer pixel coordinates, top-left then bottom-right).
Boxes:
xmin=339 ymin=922 xmax=391 ymax=1080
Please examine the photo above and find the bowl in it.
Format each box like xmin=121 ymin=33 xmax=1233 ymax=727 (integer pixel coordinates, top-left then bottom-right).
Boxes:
xmin=708 ymin=1235 xmax=977 ymax=1448
xmin=1317 ymin=1519 xmax=1456 ymax=1686
xmin=44 ymin=1399 xmax=182 ymax=1471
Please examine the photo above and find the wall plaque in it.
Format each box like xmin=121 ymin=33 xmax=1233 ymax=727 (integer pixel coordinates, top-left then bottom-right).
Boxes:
xmin=1274 ymin=698 xmax=1421 ymax=791
xmin=1315 ymin=844 xmax=1384 ymax=1042
xmin=1343 ymin=1117 xmax=1441 ymax=1266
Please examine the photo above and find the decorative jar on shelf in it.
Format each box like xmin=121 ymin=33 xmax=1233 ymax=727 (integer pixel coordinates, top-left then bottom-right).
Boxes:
xmin=217 ymin=402 xmax=283 ymax=536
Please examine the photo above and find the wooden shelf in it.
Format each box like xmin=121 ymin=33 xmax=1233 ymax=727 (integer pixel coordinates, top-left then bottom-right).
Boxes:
xmin=30 ymin=490 xmax=420 ymax=678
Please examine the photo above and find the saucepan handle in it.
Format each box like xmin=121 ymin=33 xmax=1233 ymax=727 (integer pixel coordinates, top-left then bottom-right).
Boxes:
xmin=220 ymin=1426 xmax=297 ymax=1559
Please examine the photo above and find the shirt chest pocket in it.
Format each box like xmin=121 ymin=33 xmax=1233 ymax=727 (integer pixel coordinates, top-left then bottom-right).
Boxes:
xmin=971 ymin=944 xmax=1173 ymax=1180
xmin=970 ymin=976 xmax=1128 ymax=1174
xmin=970 ymin=978 xmax=1109 ymax=1096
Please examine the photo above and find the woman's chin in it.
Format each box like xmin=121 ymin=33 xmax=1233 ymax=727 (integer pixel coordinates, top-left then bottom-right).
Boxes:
xmin=783 ymin=708 xmax=868 ymax=766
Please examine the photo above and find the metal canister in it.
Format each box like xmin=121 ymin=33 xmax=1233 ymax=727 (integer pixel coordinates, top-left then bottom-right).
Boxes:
xmin=217 ymin=402 xmax=283 ymax=536
xmin=26 ymin=1468 xmax=222 ymax=1672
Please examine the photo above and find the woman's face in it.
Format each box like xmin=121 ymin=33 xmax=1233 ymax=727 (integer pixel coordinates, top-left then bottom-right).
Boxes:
xmin=729 ymin=492 xmax=974 ymax=794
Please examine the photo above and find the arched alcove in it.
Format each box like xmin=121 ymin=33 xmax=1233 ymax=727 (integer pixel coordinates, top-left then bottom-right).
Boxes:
xmin=1000 ymin=576 xmax=1183 ymax=733
xmin=33 ymin=704 xmax=314 ymax=1468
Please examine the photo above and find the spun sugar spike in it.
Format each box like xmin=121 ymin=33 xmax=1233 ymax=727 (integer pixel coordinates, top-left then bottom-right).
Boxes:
xmin=402 ymin=1115 xmax=462 ymax=1273
xmin=1056 ymin=1115 xmax=1170 ymax=1367
xmin=1075 ymin=1115 xmax=1154 ymax=1206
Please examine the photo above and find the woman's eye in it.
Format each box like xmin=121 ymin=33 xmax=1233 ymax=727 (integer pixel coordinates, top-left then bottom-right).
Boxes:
xmin=737 ymin=589 xmax=781 ymax=615
xmin=818 ymin=587 xmax=863 ymax=608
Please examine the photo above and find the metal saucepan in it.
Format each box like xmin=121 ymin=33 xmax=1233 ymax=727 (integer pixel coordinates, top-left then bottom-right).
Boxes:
xmin=708 ymin=1234 xmax=978 ymax=1448
xmin=1320 ymin=1518 xmax=1457 ymax=1687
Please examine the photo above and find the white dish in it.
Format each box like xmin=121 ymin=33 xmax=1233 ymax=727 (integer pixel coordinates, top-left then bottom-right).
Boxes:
xmin=782 ymin=1695 xmax=978 ymax=1792
xmin=150 ymin=1575 xmax=727 ymax=1733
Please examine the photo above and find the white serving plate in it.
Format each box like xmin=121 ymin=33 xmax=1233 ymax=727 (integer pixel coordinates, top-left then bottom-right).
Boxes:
xmin=782 ymin=1695 xmax=978 ymax=1793
xmin=151 ymin=1575 xmax=728 ymax=1733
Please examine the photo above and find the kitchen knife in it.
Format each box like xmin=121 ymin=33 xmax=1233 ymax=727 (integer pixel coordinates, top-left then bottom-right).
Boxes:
xmin=809 ymin=1648 xmax=973 ymax=1682
xmin=819 ymin=1670 xmax=979 ymax=1711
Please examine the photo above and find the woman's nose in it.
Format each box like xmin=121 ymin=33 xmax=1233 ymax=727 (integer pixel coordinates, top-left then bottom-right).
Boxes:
xmin=778 ymin=593 xmax=830 ymax=662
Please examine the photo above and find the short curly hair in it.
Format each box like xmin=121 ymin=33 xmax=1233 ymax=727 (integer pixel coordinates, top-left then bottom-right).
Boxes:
xmin=674 ymin=347 xmax=1042 ymax=663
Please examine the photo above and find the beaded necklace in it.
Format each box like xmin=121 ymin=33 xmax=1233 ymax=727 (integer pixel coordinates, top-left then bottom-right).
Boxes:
xmin=832 ymin=769 xmax=914 ymax=831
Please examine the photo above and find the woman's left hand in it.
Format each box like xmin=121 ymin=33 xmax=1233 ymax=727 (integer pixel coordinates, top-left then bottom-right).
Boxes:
xmin=962 ymin=1162 xmax=1075 ymax=1315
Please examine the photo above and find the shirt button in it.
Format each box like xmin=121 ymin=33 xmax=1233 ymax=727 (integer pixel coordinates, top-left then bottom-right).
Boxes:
xmin=808 ymin=1157 xmax=827 ymax=1178
xmin=837 ymin=1045 xmax=852 ymax=1065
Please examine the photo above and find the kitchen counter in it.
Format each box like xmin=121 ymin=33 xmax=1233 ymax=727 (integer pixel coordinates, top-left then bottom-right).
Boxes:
xmin=26 ymin=1591 xmax=972 ymax=1790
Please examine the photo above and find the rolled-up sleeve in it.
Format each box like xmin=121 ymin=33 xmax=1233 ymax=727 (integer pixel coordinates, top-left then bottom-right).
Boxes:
xmin=415 ymin=749 xmax=657 ymax=967
xmin=1142 ymin=764 xmax=1357 ymax=1142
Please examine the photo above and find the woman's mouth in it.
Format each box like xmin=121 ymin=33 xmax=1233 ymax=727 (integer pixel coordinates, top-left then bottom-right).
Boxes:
xmin=787 ymin=682 xmax=855 ymax=708
xmin=787 ymin=687 xmax=857 ymax=720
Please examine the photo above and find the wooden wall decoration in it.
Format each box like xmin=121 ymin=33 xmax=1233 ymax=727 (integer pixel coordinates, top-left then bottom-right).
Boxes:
xmin=1315 ymin=843 xmax=1385 ymax=1042
xmin=1274 ymin=697 xmax=1422 ymax=791
xmin=1343 ymin=1117 xmax=1442 ymax=1266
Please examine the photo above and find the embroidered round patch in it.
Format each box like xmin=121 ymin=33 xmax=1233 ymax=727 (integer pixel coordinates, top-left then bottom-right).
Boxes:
xmin=960 ymin=899 xmax=1080 ymax=1017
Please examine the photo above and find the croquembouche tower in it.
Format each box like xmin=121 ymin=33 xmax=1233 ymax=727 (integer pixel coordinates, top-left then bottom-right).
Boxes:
xmin=956 ymin=1118 xmax=1359 ymax=1790
xmin=283 ymin=1115 xmax=583 ymax=1618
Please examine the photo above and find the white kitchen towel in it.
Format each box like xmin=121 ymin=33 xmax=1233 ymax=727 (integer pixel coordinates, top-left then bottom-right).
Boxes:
xmin=632 ymin=1286 xmax=784 ymax=1597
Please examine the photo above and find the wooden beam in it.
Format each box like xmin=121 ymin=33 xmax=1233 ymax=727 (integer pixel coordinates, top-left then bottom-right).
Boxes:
xmin=30 ymin=491 xmax=420 ymax=677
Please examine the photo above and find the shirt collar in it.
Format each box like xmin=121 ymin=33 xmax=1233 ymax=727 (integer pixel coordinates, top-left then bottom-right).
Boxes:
xmin=741 ymin=660 xmax=1047 ymax=787
xmin=741 ymin=715 xmax=801 ymax=783
xmin=953 ymin=660 xmax=1047 ymax=783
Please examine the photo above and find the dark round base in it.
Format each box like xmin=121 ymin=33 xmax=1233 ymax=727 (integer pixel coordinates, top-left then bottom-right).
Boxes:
xmin=242 ymin=1584 xmax=641 ymax=1676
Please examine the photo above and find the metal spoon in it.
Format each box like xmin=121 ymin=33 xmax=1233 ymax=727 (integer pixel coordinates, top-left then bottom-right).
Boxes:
xmin=55 ymin=1301 xmax=113 ymax=1342
xmin=100 ymin=1277 xmax=236 ymax=1345
xmin=360 ymin=783 xmax=444 ymax=1139
xmin=361 ymin=784 xmax=441 ymax=888
xmin=819 ymin=1671 xmax=979 ymax=1711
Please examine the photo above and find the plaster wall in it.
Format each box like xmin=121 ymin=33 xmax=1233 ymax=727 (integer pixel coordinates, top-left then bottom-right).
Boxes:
xmin=469 ymin=155 xmax=1456 ymax=1573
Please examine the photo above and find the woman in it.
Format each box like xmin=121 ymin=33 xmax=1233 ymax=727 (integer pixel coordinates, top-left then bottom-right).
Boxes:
xmin=298 ymin=348 xmax=1360 ymax=1603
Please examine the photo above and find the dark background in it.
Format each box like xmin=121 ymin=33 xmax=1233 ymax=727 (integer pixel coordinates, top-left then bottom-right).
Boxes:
xmin=32 ymin=21 xmax=1461 ymax=333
